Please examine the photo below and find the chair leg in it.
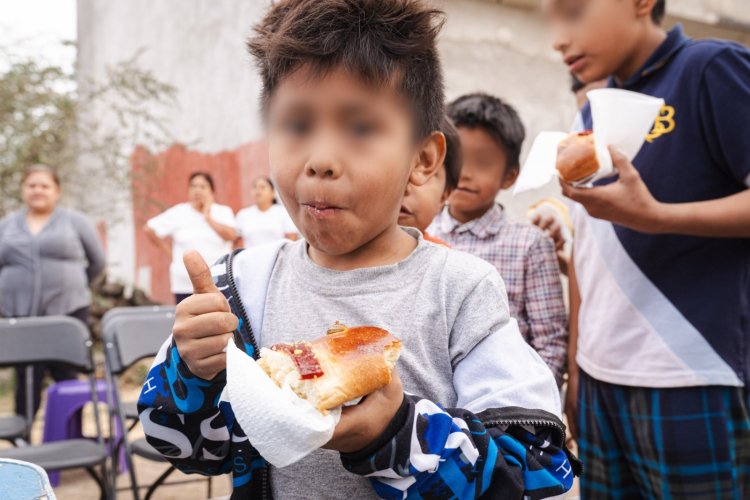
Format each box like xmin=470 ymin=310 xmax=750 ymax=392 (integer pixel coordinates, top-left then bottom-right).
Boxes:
xmin=127 ymin=460 xmax=141 ymax=500
xmin=121 ymin=436 xmax=141 ymax=500
xmin=207 ymin=475 xmax=213 ymax=498
xmin=85 ymin=466 xmax=107 ymax=500
xmin=144 ymin=465 xmax=176 ymax=500
xmin=103 ymin=461 xmax=114 ymax=500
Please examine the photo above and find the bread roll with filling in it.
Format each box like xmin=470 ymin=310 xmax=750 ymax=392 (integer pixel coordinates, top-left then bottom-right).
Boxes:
xmin=556 ymin=130 xmax=600 ymax=182
xmin=258 ymin=324 xmax=401 ymax=412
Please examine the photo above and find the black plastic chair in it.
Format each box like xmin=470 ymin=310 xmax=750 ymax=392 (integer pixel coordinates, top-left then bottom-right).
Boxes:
xmin=0 ymin=415 xmax=26 ymax=445
xmin=103 ymin=307 xmax=214 ymax=500
xmin=101 ymin=306 xmax=176 ymax=427
xmin=0 ymin=316 xmax=111 ymax=499
xmin=0 ymin=365 xmax=29 ymax=447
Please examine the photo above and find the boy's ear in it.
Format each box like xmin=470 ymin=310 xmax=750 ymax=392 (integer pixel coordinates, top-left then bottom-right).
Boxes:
xmin=410 ymin=131 xmax=446 ymax=187
xmin=634 ymin=0 xmax=659 ymax=19
xmin=500 ymin=167 xmax=519 ymax=190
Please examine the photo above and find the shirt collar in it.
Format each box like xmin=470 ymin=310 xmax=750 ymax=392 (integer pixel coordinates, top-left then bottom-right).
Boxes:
xmin=613 ymin=24 xmax=690 ymax=89
xmin=439 ymin=203 xmax=506 ymax=238
xmin=18 ymin=205 xmax=61 ymax=234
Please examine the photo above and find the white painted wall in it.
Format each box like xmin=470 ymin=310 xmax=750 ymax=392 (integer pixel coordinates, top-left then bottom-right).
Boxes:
xmin=77 ymin=0 xmax=268 ymax=151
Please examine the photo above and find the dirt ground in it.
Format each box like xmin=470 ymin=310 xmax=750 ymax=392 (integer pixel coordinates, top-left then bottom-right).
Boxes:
xmin=1 ymin=378 xmax=579 ymax=499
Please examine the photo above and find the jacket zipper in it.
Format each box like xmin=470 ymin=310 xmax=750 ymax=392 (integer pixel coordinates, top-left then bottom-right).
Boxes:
xmin=225 ymin=249 xmax=260 ymax=357
xmin=485 ymin=418 xmax=564 ymax=434
xmin=225 ymin=249 xmax=270 ymax=500
xmin=484 ymin=418 xmax=584 ymax=477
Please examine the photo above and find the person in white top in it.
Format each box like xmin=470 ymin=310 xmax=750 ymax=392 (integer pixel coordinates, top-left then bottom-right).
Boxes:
xmin=235 ymin=177 xmax=298 ymax=247
xmin=145 ymin=172 xmax=237 ymax=303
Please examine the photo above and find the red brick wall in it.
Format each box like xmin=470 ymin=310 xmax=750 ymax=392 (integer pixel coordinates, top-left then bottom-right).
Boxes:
xmin=131 ymin=140 xmax=269 ymax=304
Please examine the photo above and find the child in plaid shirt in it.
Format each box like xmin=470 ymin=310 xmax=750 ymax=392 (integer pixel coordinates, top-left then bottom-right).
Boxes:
xmin=429 ymin=93 xmax=567 ymax=386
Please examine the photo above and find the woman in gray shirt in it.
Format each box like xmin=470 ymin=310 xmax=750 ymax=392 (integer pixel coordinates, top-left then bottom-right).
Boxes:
xmin=0 ymin=165 xmax=106 ymax=420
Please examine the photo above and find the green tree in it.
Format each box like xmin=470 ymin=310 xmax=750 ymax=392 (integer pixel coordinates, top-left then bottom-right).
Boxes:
xmin=0 ymin=44 xmax=177 ymax=218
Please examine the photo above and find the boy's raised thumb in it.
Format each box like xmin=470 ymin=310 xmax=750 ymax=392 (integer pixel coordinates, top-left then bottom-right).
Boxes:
xmin=183 ymin=250 xmax=218 ymax=293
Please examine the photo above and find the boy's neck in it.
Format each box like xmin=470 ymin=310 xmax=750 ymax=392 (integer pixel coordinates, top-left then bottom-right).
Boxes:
xmin=448 ymin=202 xmax=495 ymax=225
xmin=613 ymin=24 xmax=668 ymax=85
xmin=308 ymin=224 xmax=417 ymax=271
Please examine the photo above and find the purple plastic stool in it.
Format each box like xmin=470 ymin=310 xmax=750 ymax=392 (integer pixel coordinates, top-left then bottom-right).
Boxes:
xmin=42 ymin=379 xmax=124 ymax=486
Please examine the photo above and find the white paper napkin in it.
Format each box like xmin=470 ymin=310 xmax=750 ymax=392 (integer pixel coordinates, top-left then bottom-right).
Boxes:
xmin=224 ymin=339 xmax=341 ymax=468
xmin=514 ymin=89 xmax=664 ymax=195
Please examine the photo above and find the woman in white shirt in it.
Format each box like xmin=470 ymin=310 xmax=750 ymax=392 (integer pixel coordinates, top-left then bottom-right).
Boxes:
xmin=236 ymin=177 xmax=298 ymax=247
xmin=145 ymin=172 xmax=237 ymax=303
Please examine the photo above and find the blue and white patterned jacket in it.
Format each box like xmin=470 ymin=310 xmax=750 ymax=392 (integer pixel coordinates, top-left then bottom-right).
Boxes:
xmin=138 ymin=244 xmax=581 ymax=499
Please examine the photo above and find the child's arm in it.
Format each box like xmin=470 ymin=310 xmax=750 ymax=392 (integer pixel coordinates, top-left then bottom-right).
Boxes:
xmin=335 ymin=271 xmax=580 ymax=499
xmin=523 ymin=233 xmax=568 ymax=386
xmin=562 ymin=148 xmax=750 ymax=237
xmin=137 ymin=252 xmax=257 ymax=478
xmin=562 ymin=46 xmax=750 ymax=237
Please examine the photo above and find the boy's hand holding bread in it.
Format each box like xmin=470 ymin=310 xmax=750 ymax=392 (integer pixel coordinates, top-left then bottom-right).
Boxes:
xmin=172 ymin=250 xmax=404 ymax=453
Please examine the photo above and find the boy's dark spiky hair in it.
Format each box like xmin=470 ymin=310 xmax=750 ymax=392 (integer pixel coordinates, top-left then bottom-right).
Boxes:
xmin=447 ymin=93 xmax=525 ymax=171
xmin=652 ymin=0 xmax=666 ymax=24
xmin=247 ymin=0 xmax=446 ymax=137
xmin=440 ymin=115 xmax=462 ymax=192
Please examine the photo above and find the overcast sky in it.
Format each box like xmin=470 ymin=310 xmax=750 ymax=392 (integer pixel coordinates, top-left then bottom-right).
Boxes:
xmin=0 ymin=0 xmax=76 ymax=69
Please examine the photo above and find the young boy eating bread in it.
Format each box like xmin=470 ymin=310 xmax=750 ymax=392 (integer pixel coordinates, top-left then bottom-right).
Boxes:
xmin=138 ymin=1 xmax=579 ymax=498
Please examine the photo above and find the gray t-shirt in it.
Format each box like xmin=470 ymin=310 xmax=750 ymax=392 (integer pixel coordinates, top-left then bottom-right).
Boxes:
xmin=245 ymin=229 xmax=511 ymax=499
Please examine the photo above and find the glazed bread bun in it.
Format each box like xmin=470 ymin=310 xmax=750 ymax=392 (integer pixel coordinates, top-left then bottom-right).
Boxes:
xmin=556 ymin=130 xmax=600 ymax=182
xmin=257 ymin=324 xmax=401 ymax=412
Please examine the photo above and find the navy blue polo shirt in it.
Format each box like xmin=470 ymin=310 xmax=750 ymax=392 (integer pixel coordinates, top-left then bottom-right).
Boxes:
xmin=572 ymin=25 xmax=750 ymax=388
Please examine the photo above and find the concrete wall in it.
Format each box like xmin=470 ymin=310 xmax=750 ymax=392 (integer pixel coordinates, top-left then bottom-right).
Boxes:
xmin=77 ymin=0 xmax=268 ymax=150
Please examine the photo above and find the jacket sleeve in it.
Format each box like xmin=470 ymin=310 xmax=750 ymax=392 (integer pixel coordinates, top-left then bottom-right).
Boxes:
xmin=136 ymin=254 xmax=265 ymax=479
xmin=340 ymin=271 xmax=581 ymax=499
xmin=341 ymin=396 xmax=579 ymax=500
xmin=136 ymin=335 xmax=238 ymax=476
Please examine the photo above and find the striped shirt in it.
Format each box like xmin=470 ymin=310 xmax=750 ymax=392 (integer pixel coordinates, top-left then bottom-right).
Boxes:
xmin=429 ymin=204 xmax=567 ymax=385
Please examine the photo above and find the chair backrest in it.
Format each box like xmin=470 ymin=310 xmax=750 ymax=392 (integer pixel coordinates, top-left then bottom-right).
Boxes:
xmin=100 ymin=305 xmax=175 ymax=336
xmin=0 ymin=317 xmax=92 ymax=372
xmin=103 ymin=309 xmax=175 ymax=374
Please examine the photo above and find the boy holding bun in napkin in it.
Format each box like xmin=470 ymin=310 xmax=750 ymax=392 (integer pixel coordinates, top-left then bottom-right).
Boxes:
xmin=543 ymin=0 xmax=750 ymax=497
xmin=138 ymin=1 xmax=580 ymax=498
